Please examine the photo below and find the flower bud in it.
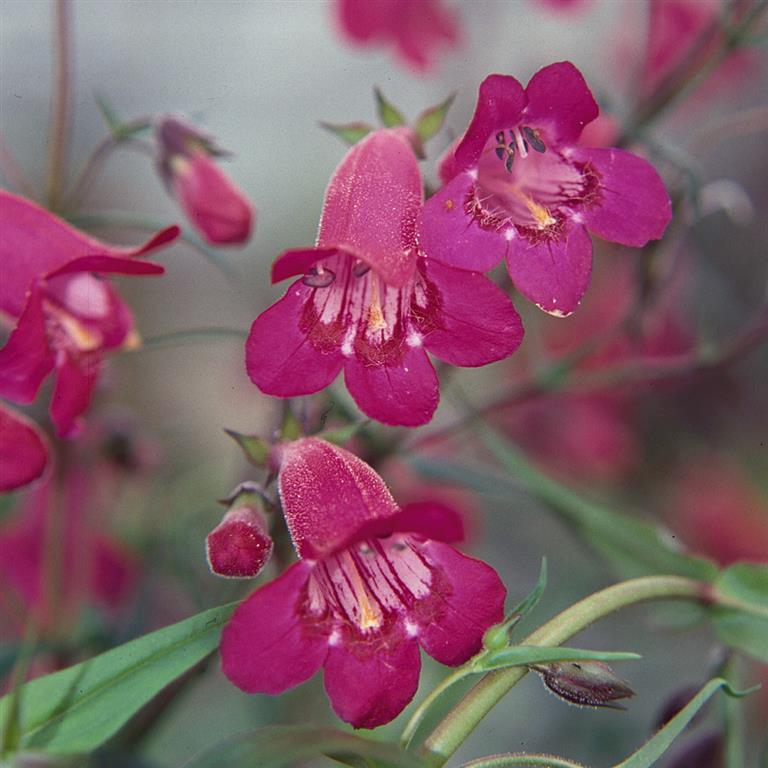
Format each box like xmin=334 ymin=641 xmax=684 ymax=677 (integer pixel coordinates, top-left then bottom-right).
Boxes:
xmin=155 ymin=115 xmax=253 ymax=246
xmin=538 ymin=661 xmax=634 ymax=709
xmin=205 ymin=484 xmax=272 ymax=578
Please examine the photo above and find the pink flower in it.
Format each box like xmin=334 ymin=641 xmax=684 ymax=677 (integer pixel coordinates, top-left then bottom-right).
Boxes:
xmin=220 ymin=438 xmax=505 ymax=729
xmin=335 ymin=0 xmax=460 ymax=73
xmin=420 ymin=62 xmax=672 ymax=316
xmin=155 ymin=115 xmax=254 ymax=245
xmin=0 ymin=404 xmax=49 ymax=491
xmin=0 ymin=191 xmax=178 ymax=438
xmin=246 ymin=129 xmax=523 ymax=427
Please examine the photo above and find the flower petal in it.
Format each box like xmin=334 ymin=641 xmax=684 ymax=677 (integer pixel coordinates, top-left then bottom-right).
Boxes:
xmin=419 ymin=172 xmax=505 ymax=272
xmin=573 ymin=147 xmax=672 ymax=246
xmin=391 ymin=501 xmax=465 ymax=543
xmin=220 ymin=562 xmax=327 ymax=695
xmin=421 ymin=259 xmax=524 ymax=366
xmin=245 ymin=281 xmax=344 ymax=397
xmin=323 ymin=630 xmax=421 ymax=728
xmin=344 ymin=344 xmax=438 ymax=426
xmin=413 ymin=541 xmax=505 ymax=666
xmin=523 ymin=61 xmax=599 ymax=144
xmin=0 ymin=190 xmax=177 ymax=318
xmin=271 ymin=247 xmax=340 ymax=284
xmin=277 ymin=437 xmax=400 ymax=559
xmin=505 ymin=222 xmax=592 ymax=316
xmin=0 ymin=288 xmax=54 ymax=403
xmin=47 ymin=255 xmax=165 ymax=278
xmin=454 ymin=74 xmax=526 ymax=170
xmin=0 ymin=404 xmax=49 ymax=491
xmin=50 ymin=354 xmax=100 ymax=439
xmin=317 ymin=130 xmax=421 ymax=288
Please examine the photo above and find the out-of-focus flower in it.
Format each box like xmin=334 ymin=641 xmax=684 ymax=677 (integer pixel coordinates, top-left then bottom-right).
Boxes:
xmin=0 ymin=404 xmax=49 ymax=492
xmin=334 ymin=0 xmax=460 ymax=73
xmin=665 ymin=731 xmax=724 ymax=768
xmin=420 ymin=62 xmax=671 ymax=316
xmin=668 ymin=459 xmax=768 ymax=565
xmin=0 ymin=470 xmax=137 ymax=635
xmin=221 ymin=438 xmax=505 ymax=728
xmin=0 ymin=191 xmax=177 ymax=438
xmin=206 ymin=483 xmax=273 ymax=578
xmin=155 ymin=115 xmax=253 ymax=245
xmin=246 ymin=128 xmax=523 ymax=427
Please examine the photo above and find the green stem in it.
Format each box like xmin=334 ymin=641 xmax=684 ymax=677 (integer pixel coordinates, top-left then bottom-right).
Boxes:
xmin=460 ymin=755 xmax=588 ymax=768
xmin=46 ymin=0 xmax=72 ymax=211
xmin=419 ymin=576 xmax=705 ymax=765
xmin=134 ymin=327 xmax=248 ymax=351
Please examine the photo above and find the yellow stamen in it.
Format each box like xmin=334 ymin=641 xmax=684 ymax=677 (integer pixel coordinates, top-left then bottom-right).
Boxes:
xmin=367 ymin=281 xmax=388 ymax=334
xmin=341 ymin=551 xmax=382 ymax=631
xmin=525 ymin=198 xmax=556 ymax=229
xmin=47 ymin=304 xmax=102 ymax=351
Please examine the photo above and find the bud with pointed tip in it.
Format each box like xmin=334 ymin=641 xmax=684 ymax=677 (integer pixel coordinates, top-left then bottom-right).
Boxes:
xmin=538 ymin=661 xmax=635 ymax=709
xmin=155 ymin=115 xmax=253 ymax=246
xmin=206 ymin=484 xmax=273 ymax=579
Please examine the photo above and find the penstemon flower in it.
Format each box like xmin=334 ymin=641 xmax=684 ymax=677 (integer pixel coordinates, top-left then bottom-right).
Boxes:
xmin=220 ymin=438 xmax=506 ymax=729
xmin=0 ymin=191 xmax=178 ymax=438
xmin=245 ymin=128 xmax=523 ymax=427
xmin=0 ymin=403 xmax=49 ymax=492
xmin=420 ymin=62 xmax=672 ymax=316
xmin=334 ymin=0 xmax=460 ymax=72
xmin=155 ymin=115 xmax=254 ymax=246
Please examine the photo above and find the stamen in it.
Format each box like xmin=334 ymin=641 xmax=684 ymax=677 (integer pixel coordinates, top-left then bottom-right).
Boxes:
xmin=523 ymin=126 xmax=546 ymax=153
xmin=340 ymin=551 xmax=382 ymax=631
xmin=45 ymin=302 xmax=102 ymax=351
xmin=367 ymin=281 xmax=388 ymax=333
xmin=352 ymin=260 xmax=371 ymax=278
xmin=513 ymin=127 xmax=528 ymax=159
xmin=303 ymin=266 xmax=336 ymax=288
xmin=526 ymin=198 xmax=556 ymax=228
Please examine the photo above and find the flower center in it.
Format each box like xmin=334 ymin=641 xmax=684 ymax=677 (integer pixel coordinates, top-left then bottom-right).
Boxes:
xmin=307 ymin=536 xmax=432 ymax=634
xmin=474 ymin=125 xmax=586 ymax=231
xmin=43 ymin=300 xmax=103 ymax=353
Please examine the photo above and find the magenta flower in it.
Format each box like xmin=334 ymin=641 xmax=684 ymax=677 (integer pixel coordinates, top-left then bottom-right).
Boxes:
xmin=0 ymin=191 xmax=178 ymax=438
xmin=0 ymin=404 xmax=49 ymax=492
xmin=246 ymin=129 xmax=523 ymax=427
xmin=335 ymin=0 xmax=460 ymax=73
xmin=420 ymin=62 xmax=672 ymax=316
xmin=156 ymin=115 xmax=254 ymax=245
xmin=221 ymin=438 xmax=505 ymax=729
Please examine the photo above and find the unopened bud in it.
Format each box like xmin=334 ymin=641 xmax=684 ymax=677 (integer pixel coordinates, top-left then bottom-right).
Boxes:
xmin=538 ymin=661 xmax=634 ymax=709
xmin=206 ymin=488 xmax=273 ymax=578
xmin=482 ymin=622 xmax=511 ymax=651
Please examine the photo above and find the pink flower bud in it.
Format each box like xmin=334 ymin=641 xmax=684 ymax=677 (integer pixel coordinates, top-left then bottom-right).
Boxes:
xmin=206 ymin=489 xmax=272 ymax=579
xmin=155 ymin=115 xmax=253 ymax=246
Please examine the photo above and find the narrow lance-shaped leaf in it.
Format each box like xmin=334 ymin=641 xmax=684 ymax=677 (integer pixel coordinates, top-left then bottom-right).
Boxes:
xmin=319 ymin=121 xmax=373 ymax=146
xmin=414 ymin=93 xmax=456 ymax=144
xmin=0 ymin=602 xmax=238 ymax=754
xmin=374 ymin=87 xmax=407 ymax=127
xmin=476 ymin=646 xmax=640 ymax=673
xmin=613 ymin=678 xmax=756 ymax=768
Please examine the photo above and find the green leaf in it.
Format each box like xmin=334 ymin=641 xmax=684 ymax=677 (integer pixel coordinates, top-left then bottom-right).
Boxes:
xmin=414 ymin=93 xmax=455 ymax=144
xmin=95 ymin=93 xmax=122 ymax=133
xmin=0 ymin=602 xmax=238 ymax=754
xmin=374 ymin=87 xmax=406 ymax=128
xmin=460 ymin=754 xmax=587 ymax=768
xmin=224 ymin=429 xmax=271 ymax=466
xmin=511 ymin=557 xmax=548 ymax=620
xmin=476 ymin=646 xmax=640 ymax=673
xmin=317 ymin=420 xmax=370 ymax=447
xmin=320 ymin=121 xmax=373 ymax=146
xmin=182 ymin=725 xmax=425 ymax=768
xmin=612 ymin=678 xmax=755 ymax=768
xmin=711 ymin=563 xmax=768 ymax=662
xmin=415 ymin=430 xmax=718 ymax=581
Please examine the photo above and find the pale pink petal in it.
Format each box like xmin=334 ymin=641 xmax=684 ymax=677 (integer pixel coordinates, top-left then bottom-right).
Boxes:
xmin=220 ymin=562 xmax=328 ymax=694
xmin=413 ymin=541 xmax=506 ymax=666
xmin=573 ymin=147 xmax=672 ymax=246
xmin=0 ymin=405 xmax=49 ymax=491
xmin=523 ymin=61 xmax=599 ymax=143
xmin=420 ymin=259 xmax=524 ymax=366
xmin=505 ymin=222 xmax=592 ymax=316
xmin=245 ymin=282 xmax=344 ymax=397
xmin=344 ymin=344 xmax=439 ymax=427
xmin=323 ymin=630 xmax=421 ymax=728
xmin=277 ymin=438 xmax=400 ymax=559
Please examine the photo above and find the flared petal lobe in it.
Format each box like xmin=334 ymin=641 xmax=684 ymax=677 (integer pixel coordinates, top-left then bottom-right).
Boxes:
xmin=0 ymin=405 xmax=49 ymax=491
xmin=221 ymin=562 xmax=327 ymax=694
xmin=324 ymin=630 xmax=421 ymax=729
xmin=277 ymin=438 xmax=400 ymax=559
xmin=317 ymin=129 xmax=421 ymax=287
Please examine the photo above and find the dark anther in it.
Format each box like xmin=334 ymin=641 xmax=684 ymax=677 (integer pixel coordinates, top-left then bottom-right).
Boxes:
xmin=495 ymin=146 xmax=506 ymax=160
xmin=505 ymin=152 xmax=515 ymax=172
xmin=495 ymin=130 xmax=505 ymax=144
xmin=523 ymin=126 xmax=546 ymax=153
xmin=302 ymin=266 xmax=336 ymax=288
xmin=352 ymin=261 xmax=371 ymax=277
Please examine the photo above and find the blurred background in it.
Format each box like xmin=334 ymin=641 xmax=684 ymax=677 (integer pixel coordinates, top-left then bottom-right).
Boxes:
xmin=1 ymin=1 xmax=766 ymax=766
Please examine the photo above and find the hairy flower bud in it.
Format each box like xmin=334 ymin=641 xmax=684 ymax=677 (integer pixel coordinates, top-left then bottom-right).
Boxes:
xmin=155 ymin=115 xmax=253 ymax=246
xmin=206 ymin=484 xmax=272 ymax=578
xmin=538 ymin=661 xmax=634 ymax=709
